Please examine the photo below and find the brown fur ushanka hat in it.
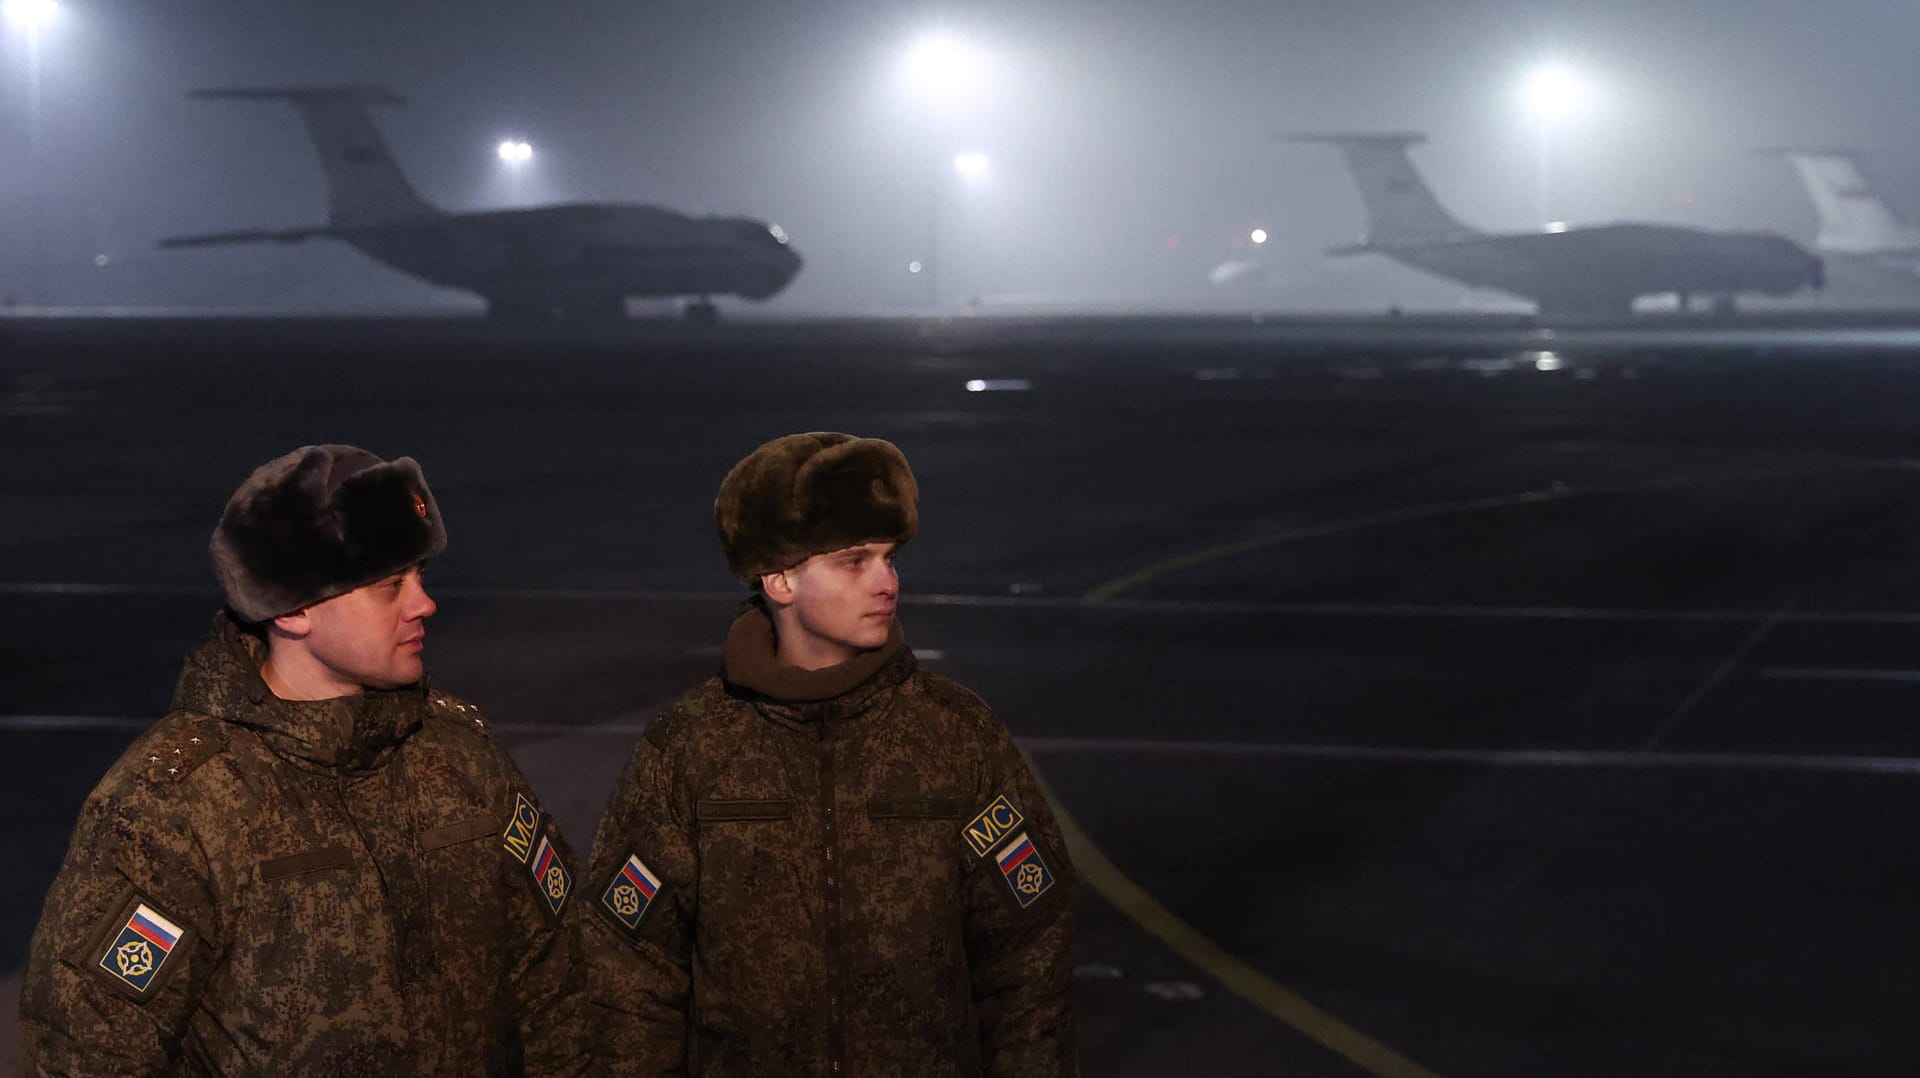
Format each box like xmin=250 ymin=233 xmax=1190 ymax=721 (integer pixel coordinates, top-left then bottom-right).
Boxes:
xmin=715 ymin=432 xmax=918 ymax=581
xmin=210 ymin=444 xmax=447 ymax=623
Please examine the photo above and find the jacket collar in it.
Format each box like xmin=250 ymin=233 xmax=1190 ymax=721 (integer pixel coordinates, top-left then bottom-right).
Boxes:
xmin=172 ymin=610 xmax=426 ymax=773
xmin=720 ymin=598 xmax=914 ymax=724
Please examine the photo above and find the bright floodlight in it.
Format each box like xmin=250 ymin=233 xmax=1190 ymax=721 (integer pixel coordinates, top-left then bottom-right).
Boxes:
xmin=497 ymin=140 xmax=533 ymax=164
xmin=953 ymin=152 xmax=990 ymax=178
xmin=1524 ymin=64 xmax=1589 ymax=123
xmin=1250 ymin=228 xmax=1269 ymax=245
xmin=906 ymin=33 xmax=984 ymax=99
xmin=3 ymin=0 xmax=58 ymax=29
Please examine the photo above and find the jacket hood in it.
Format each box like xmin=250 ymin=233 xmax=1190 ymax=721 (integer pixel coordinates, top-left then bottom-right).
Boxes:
xmin=720 ymin=598 xmax=915 ymax=723
xmin=171 ymin=610 xmax=427 ymax=772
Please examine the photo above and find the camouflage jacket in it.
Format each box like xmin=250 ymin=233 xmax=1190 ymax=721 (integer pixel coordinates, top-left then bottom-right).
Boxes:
xmin=20 ymin=612 xmax=590 ymax=1076
xmin=585 ymin=602 xmax=1077 ymax=1076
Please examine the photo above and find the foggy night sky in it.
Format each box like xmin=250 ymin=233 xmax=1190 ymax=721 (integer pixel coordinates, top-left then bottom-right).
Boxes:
xmin=4 ymin=0 xmax=1919 ymax=313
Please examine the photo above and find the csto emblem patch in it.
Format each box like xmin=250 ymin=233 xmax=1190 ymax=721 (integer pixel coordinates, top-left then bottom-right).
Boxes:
xmin=530 ymin=834 xmax=572 ymax=914
xmin=993 ymin=831 xmax=1055 ymax=908
xmin=98 ymin=902 xmax=185 ymax=995
xmin=601 ymin=852 xmax=662 ymax=932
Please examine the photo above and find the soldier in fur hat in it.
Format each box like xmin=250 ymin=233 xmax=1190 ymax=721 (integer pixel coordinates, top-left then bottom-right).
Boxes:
xmin=585 ymin=432 xmax=1078 ymax=1075
xmin=21 ymin=445 xmax=591 ymax=1074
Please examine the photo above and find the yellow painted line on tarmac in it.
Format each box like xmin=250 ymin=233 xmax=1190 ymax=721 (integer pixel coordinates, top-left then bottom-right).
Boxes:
xmin=1082 ymin=463 xmax=1856 ymax=605
xmin=1026 ymin=762 xmax=1444 ymax=1078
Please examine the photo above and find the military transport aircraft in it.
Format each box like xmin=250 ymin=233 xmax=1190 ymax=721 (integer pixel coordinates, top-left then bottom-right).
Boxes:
xmin=1763 ymin=147 xmax=1920 ymax=269
xmin=160 ymin=87 xmax=802 ymax=322
xmin=1286 ymin=132 xmax=1825 ymax=316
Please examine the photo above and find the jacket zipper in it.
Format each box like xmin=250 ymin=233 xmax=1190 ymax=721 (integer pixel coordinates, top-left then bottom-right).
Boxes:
xmin=820 ymin=743 xmax=846 ymax=1074
xmin=337 ymin=774 xmax=406 ymax=983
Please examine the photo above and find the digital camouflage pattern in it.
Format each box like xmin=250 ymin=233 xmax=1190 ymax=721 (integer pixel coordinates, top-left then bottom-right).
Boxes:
xmin=20 ymin=612 xmax=591 ymax=1075
xmin=586 ymin=603 xmax=1077 ymax=1076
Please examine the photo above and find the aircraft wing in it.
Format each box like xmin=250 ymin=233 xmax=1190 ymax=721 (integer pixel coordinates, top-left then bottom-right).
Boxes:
xmin=158 ymin=225 xmax=345 ymax=249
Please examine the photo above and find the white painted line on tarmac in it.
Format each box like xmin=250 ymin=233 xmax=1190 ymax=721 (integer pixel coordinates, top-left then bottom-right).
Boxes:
xmin=1019 ymin=737 xmax=1920 ymax=775
xmin=1763 ymin=667 xmax=1920 ymax=684
xmin=14 ymin=579 xmax=1920 ymax=626
xmin=0 ymin=715 xmax=146 ymax=732
xmin=0 ymin=715 xmax=653 ymax=735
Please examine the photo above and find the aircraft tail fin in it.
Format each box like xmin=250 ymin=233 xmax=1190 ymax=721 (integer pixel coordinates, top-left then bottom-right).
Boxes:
xmin=1759 ymin=147 xmax=1920 ymax=255
xmin=1281 ymin=132 xmax=1480 ymax=245
xmin=192 ymin=86 xmax=438 ymax=227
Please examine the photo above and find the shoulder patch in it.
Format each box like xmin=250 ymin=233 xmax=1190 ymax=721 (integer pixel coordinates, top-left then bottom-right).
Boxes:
xmin=87 ymin=893 xmax=193 ymax=1001
xmin=500 ymin=791 xmax=541 ymax=865
xmin=962 ymin=795 xmax=1026 ymax=859
xmin=138 ymin=720 xmax=225 ymax=784
xmin=994 ymin=831 xmax=1057 ymax=908
xmin=598 ymin=852 xmax=663 ymax=936
xmin=529 ymin=833 xmax=572 ymax=915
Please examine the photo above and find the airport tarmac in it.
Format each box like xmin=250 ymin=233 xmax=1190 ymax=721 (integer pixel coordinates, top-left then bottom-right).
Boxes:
xmin=7 ymin=312 xmax=1920 ymax=1075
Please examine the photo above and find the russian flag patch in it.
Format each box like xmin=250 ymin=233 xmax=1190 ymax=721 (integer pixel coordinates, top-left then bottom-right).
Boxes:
xmin=529 ymin=834 xmax=572 ymax=914
xmin=97 ymin=901 xmax=185 ymax=995
xmin=993 ymin=831 xmax=1055 ymax=908
xmin=601 ymin=852 xmax=662 ymax=932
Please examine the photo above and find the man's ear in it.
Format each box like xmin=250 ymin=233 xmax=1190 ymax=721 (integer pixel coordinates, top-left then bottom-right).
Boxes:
xmin=270 ymin=607 xmax=313 ymax=640
xmin=760 ymin=568 xmax=796 ymax=605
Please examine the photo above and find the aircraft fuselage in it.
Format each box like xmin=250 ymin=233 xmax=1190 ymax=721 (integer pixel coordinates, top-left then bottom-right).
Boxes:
xmin=1371 ymin=224 xmax=1823 ymax=314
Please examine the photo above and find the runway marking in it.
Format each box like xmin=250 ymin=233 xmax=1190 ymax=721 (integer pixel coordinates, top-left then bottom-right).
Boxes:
xmin=1024 ymin=759 xmax=1444 ymax=1078
xmin=16 ymin=580 xmax=1920 ymax=626
xmin=1639 ymin=603 xmax=1791 ymax=750
xmin=0 ymin=715 xmax=147 ymax=732
xmin=0 ymin=714 xmax=655 ymax=735
xmin=1020 ymin=737 xmax=1920 ymax=775
xmin=1080 ymin=463 xmax=1858 ymax=604
xmin=1763 ymin=667 xmax=1920 ymax=684
xmin=15 ymin=716 xmax=1920 ymax=775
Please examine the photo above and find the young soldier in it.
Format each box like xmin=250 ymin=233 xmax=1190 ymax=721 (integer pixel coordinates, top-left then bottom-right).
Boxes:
xmin=21 ymin=444 xmax=589 ymax=1074
xmin=586 ymin=431 xmax=1077 ymax=1075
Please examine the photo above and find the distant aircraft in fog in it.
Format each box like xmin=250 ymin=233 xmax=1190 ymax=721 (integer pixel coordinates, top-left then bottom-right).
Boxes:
xmin=159 ymin=87 xmax=802 ymax=321
xmin=1284 ymin=133 xmax=1825 ymax=316
xmin=1763 ymin=148 xmax=1920 ymax=271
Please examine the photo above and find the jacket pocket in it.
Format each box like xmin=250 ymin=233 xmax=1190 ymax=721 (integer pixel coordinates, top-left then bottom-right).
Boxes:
xmin=258 ymin=847 xmax=353 ymax=882
xmin=418 ymin=813 xmax=500 ymax=852
xmin=866 ymin=797 xmax=966 ymax=819
xmin=697 ymin=798 xmax=794 ymax=821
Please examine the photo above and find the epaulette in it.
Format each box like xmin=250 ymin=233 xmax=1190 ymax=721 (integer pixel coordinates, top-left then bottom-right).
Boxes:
xmin=138 ymin=716 xmax=227 ymax=784
xmin=429 ymin=690 xmax=495 ymax=740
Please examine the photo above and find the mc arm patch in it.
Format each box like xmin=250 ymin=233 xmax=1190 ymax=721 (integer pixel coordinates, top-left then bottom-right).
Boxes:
xmin=961 ymin=795 xmax=1026 ymax=860
xmin=500 ymin=791 xmax=540 ymax=865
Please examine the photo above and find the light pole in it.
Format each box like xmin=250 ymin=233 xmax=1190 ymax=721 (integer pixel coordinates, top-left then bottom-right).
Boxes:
xmin=496 ymin=139 xmax=533 ymax=207
xmin=5 ymin=0 xmax=59 ymax=306
xmin=944 ymin=152 xmax=990 ymax=305
xmin=1522 ymin=63 xmax=1588 ymax=227
xmin=901 ymin=32 xmax=988 ymax=310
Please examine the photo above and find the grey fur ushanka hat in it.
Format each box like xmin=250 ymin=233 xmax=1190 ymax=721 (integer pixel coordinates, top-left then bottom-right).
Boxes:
xmin=715 ymin=432 xmax=918 ymax=581
xmin=210 ymin=444 xmax=447 ymax=622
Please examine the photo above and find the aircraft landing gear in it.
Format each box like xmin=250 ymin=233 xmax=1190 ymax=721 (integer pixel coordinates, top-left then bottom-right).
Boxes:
xmin=684 ymin=298 xmax=719 ymax=326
